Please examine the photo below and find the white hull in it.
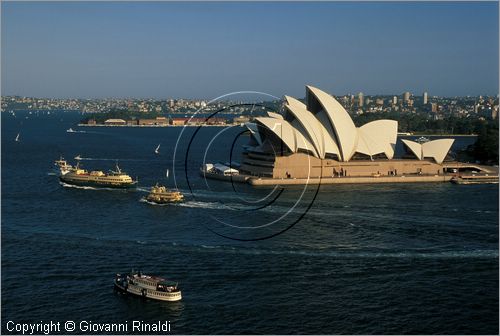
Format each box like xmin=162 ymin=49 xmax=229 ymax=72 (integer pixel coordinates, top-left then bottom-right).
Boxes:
xmin=115 ymin=281 xmax=182 ymax=302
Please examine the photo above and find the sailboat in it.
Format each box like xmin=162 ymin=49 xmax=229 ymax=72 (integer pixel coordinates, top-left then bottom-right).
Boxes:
xmin=154 ymin=144 xmax=161 ymax=155
xmin=15 ymin=133 xmax=20 ymax=142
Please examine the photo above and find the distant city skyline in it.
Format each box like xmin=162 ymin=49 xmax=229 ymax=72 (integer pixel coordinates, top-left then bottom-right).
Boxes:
xmin=2 ymin=2 xmax=499 ymax=99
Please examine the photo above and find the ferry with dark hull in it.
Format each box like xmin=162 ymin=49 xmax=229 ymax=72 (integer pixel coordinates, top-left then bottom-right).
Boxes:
xmin=55 ymin=159 xmax=137 ymax=189
xmin=114 ymin=271 xmax=182 ymax=302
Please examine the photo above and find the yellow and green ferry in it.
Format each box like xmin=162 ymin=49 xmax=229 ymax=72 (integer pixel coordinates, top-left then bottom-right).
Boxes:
xmin=56 ymin=159 xmax=137 ymax=189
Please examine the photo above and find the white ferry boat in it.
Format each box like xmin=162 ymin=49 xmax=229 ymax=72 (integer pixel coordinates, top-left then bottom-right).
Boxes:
xmin=114 ymin=271 xmax=182 ymax=302
xmin=416 ymin=136 xmax=430 ymax=144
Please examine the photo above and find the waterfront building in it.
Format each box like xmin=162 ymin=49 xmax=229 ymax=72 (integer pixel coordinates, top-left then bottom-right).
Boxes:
xmin=138 ymin=117 xmax=168 ymax=126
xmin=171 ymin=117 xmax=188 ymax=126
xmin=171 ymin=117 xmax=226 ymax=126
xmin=233 ymin=115 xmax=251 ymax=124
xmin=104 ymin=118 xmax=126 ymax=126
xmin=238 ymin=86 xmax=465 ymax=179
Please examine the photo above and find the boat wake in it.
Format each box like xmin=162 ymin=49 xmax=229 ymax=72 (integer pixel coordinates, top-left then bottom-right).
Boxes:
xmin=59 ymin=181 xmax=128 ymax=191
xmin=190 ymin=244 xmax=499 ymax=259
xmin=125 ymin=240 xmax=497 ymax=260
xmin=138 ymin=197 xmax=227 ymax=209
xmin=74 ymin=157 xmax=152 ymax=162
xmin=175 ymin=200 xmax=232 ymax=210
xmin=139 ymin=197 xmax=171 ymax=206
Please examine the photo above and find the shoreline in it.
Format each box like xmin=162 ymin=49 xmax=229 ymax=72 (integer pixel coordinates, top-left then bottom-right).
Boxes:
xmin=77 ymin=124 xmax=231 ymax=127
xmin=202 ymin=171 xmax=498 ymax=186
xmin=203 ymin=173 xmax=453 ymax=185
xmin=400 ymin=134 xmax=478 ymax=137
xmin=248 ymin=175 xmax=453 ymax=185
xmin=76 ymin=124 xmax=479 ymax=135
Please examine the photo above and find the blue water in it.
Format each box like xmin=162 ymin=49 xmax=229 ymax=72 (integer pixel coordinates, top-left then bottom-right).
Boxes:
xmin=2 ymin=111 xmax=498 ymax=334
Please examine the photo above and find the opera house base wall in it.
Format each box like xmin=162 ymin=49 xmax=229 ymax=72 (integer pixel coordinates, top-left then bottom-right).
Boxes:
xmin=232 ymin=153 xmax=496 ymax=185
xmin=270 ymin=153 xmax=446 ymax=179
xmin=248 ymin=174 xmax=453 ymax=186
xmin=206 ymin=152 xmax=496 ymax=185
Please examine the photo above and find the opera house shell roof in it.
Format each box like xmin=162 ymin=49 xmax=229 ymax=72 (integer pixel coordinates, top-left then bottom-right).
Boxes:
xmin=247 ymin=85 xmax=453 ymax=164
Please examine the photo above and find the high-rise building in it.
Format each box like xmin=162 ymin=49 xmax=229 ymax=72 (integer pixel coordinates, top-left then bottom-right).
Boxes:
xmin=358 ymin=92 xmax=364 ymax=107
xmin=393 ymin=96 xmax=398 ymax=105
xmin=423 ymin=92 xmax=428 ymax=105
xmin=403 ymin=92 xmax=411 ymax=103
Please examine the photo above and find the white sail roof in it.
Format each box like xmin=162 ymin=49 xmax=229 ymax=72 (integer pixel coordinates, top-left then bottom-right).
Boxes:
xmin=267 ymin=111 xmax=284 ymax=119
xmin=401 ymin=139 xmax=423 ymax=159
xmin=244 ymin=122 xmax=263 ymax=146
xmin=306 ymin=85 xmax=358 ymax=161
xmin=402 ymin=139 xmax=455 ymax=164
xmin=250 ymin=86 xmax=426 ymax=163
xmin=284 ymin=98 xmax=340 ymax=159
xmin=284 ymin=95 xmax=307 ymax=109
xmin=255 ymin=117 xmax=315 ymax=154
xmin=422 ymin=139 xmax=455 ymax=164
xmin=357 ymin=120 xmax=398 ymax=159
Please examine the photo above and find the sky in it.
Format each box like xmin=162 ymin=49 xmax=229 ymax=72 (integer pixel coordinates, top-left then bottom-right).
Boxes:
xmin=1 ymin=2 xmax=499 ymax=99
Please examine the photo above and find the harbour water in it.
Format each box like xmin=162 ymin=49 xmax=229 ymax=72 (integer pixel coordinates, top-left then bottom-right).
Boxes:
xmin=2 ymin=111 xmax=498 ymax=334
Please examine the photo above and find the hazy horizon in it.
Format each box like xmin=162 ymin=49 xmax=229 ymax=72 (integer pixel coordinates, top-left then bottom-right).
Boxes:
xmin=2 ymin=2 xmax=499 ymax=99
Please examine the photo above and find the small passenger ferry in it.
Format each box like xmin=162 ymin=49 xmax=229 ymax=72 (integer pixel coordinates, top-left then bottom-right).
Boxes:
xmin=114 ymin=271 xmax=182 ymax=302
xmin=146 ymin=184 xmax=184 ymax=204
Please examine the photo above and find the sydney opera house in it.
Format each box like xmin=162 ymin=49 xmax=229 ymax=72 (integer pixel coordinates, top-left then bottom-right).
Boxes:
xmin=238 ymin=85 xmax=461 ymax=180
